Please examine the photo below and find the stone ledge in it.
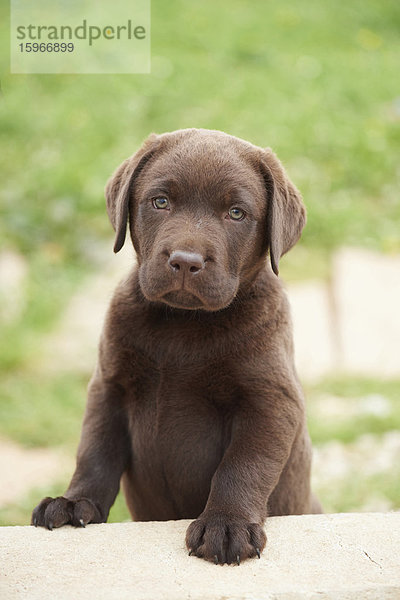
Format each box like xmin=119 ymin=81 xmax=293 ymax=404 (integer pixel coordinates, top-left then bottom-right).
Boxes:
xmin=1 ymin=513 xmax=399 ymax=599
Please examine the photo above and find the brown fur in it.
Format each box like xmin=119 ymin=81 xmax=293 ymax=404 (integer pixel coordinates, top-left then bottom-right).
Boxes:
xmin=32 ymin=128 xmax=321 ymax=564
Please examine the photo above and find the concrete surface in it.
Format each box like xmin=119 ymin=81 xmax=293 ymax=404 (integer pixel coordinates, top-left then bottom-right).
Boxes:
xmin=1 ymin=513 xmax=399 ymax=599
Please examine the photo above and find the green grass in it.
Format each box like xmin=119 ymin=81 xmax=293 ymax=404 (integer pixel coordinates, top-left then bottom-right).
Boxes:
xmin=314 ymin=465 xmax=400 ymax=514
xmin=309 ymin=376 xmax=400 ymax=399
xmin=307 ymin=377 xmax=400 ymax=444
xmin=0 ymin=372 xmax=87 ymax=449
xmin=307 ymin=376 xmax=400 ymax=512
xmin=0 ymin=258 xmax=85 ymax=372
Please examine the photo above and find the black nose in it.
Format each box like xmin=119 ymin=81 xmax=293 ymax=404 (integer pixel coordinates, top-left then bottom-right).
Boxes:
xmin=168 ymin=251 xmax=205 ymax=274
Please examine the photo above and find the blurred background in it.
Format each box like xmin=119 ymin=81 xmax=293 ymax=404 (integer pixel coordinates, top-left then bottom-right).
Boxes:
xmin=0 ymin=0 xmax=399 ymax=525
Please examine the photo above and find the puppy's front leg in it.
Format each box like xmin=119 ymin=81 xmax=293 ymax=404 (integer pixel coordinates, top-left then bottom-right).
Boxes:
xmin=186 ymin=392 xmax=301 ymax=564
xmin=31 ymin=371 xmax=130 ymax=530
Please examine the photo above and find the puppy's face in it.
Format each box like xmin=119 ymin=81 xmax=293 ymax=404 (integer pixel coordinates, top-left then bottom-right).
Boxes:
xmin=132 ymin=142 xmax=267 ymax=311
xmin=106 ymin=129 xmax=306 ymax=311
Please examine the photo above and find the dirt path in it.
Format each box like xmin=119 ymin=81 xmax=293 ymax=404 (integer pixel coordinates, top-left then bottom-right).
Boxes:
xmin=0 ymin=438 xmax=74 ymax=507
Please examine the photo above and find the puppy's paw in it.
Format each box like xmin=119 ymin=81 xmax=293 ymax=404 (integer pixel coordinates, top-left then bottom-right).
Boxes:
xmin=31 ymin=496 xmax=102 ymax=530
xmin=186 ymin=512 xmax=266 ymax=565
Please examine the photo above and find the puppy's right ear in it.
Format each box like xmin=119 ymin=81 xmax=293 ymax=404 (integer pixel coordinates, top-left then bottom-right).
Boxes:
xmin=105 ymin=134 xmax=160 ymax=253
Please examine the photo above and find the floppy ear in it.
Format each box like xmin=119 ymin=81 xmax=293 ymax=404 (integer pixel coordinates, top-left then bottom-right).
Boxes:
xmin=261 ymin=148 xmax=306 ymax=275
xmin=105 ymin=134 xmax=160 ymax=253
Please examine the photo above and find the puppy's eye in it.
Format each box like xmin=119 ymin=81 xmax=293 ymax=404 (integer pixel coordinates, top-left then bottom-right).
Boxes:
xmin=228 ymin=207 xmax=245 ymax=221
xmin=153 ymin=197 xmax=169 ymax=210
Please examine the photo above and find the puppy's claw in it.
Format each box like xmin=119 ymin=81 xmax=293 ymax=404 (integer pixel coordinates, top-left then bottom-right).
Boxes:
xmin=256 ymin=548 xmax=261 ymax=559
xmin=188 ymin=549 xmax=193 ymax=556
xmin=214 ymin=554 xmax=218 ymax=565
xmin=237 ymin=554 xmax=240 ymax=566
xmin=47 ymin=521 xmax=53 ymax=531
xmin=79 ymin=519 xmax=85 ymax=528
xmin=32 ymin=517 xmax=37 ymax=527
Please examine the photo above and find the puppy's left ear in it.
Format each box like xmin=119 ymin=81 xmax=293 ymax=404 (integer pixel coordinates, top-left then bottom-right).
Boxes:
xmin=105 ymin=134 xmax=160 ymax=253
xmin=260 ymin=148 xmax=306 ymax=275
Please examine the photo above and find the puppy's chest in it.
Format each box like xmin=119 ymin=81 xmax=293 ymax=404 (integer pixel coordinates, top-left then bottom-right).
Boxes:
xmin=126 ymin=366 xmax=236 ymax=468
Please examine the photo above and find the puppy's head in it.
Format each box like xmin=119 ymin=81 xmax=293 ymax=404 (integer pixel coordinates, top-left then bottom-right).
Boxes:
xmin=106 ymin=128 xmax=305 ymax=311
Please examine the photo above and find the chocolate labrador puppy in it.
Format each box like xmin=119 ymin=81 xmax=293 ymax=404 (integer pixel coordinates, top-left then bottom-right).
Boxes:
xmin=32 ymin=128 xmax=321 ymax=564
